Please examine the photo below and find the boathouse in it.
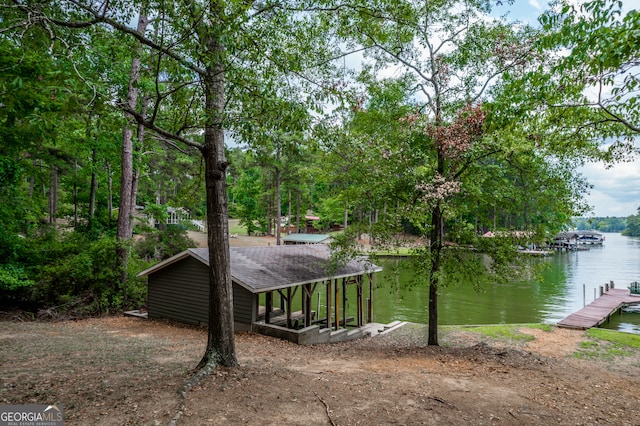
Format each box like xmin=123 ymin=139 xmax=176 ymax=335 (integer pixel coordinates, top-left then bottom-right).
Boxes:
xmin=552 ymin=231 xmax=579 ymax=249
xmin=137 ymin=245 xmax=381 ymax=344
xmin=575 ymin=230 xmax=604 ymax=245
xmin=552 ymin=230 xmax=604 ymax=250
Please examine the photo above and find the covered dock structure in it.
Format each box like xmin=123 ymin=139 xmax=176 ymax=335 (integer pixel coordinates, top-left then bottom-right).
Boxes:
xmin=281 ymin=233 xmax=332 ymax=245
xmin=138 ymin=245 xmax=382 ymax=344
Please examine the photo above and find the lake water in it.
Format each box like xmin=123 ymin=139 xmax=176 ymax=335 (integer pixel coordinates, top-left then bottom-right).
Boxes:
xmin=371 ymin=232 xmax=640 ymax=332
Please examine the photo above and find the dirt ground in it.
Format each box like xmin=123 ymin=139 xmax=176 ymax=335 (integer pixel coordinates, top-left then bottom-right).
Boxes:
xmin=2 ymin=316 xmax=640 ymax=426
xmin=188 ymin=229 xmax=277 ymax=249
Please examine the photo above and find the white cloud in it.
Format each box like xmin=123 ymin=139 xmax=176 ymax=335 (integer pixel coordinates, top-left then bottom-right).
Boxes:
xmin=529 ymin=0 xmax=542 ymax=10
xmin=581 ymin=159 xmax=640 ymax=217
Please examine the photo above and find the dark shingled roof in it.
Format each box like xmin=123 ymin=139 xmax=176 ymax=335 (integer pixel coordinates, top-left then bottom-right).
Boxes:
xmin=138 ymin=245 xmax=381 ymax=294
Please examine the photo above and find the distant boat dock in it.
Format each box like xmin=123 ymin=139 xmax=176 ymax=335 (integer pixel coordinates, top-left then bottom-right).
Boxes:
xmin=551 ymin=230 xmax=605 ymax=251
xmin=558 ymin=283 xmax=640 ymax=330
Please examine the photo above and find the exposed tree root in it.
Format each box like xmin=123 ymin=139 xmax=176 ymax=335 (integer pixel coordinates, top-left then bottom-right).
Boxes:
xmin=181 ymin=362 xmax=219 ymax=398
xmin=316 ymin=393 xmax=337 ymax=426
xmin=169 ymin=361 xmax=219 ymax=426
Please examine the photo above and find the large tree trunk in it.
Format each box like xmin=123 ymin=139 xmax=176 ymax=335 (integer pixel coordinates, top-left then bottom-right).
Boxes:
xmin=275 ymin=139 xmax=282 ymax=245
xmin=106 ymin=161 xmax=113 ymax=221
xmin=287 ymin=189 xmax=291 ymax=236
xmin=116 ymin=10 xmax=148 ymax=308
xmin=29 ymin=159 xmax=36 ymax=198
xmin=428 ymin=204 xmax=443 ymax=346
xmin=73 ymin=160 xmax=78 ymax=226
xmin=296 ymin=189 xmax=301 ymax=234
xmin=427 ymin=92 xmax=445 ymax=346
xmin=89 ymin=149 xmax=97 ymax=224
xmin=343 ymin=207 xmax=348 ymax=231
xmin=275 ymin=175 xmax=281 ymax=243
xmin=131 ymin=96 xmax=148 ymax=213
xmin=48 ymin=165 xmax=58 ymax=224
xmin=196 ymin=35 xmax=237 ymax=370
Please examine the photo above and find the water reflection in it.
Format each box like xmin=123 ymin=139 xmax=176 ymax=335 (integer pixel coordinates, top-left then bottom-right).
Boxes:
xmin=372 ymin=233 xmax=640 ymax=333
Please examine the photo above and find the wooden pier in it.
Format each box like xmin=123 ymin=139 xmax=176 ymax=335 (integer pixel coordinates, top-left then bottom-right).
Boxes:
xmin=558 ymin=288 xmax=640 ymax=330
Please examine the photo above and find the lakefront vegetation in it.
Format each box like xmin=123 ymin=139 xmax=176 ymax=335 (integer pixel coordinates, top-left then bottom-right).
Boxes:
xmin=573 ymin=216 xmax=632 ymax=233
xmin=623 ymin=209 xmax=640 ymax=236
xmin=1 ymin=0 xmax=639 ymax=369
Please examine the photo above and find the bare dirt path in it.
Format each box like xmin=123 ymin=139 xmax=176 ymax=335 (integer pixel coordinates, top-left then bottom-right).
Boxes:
xmin=187 ymin=219 xmax=277 ymax=248
xmin=2 ymin=317 xmax=640 ymax=425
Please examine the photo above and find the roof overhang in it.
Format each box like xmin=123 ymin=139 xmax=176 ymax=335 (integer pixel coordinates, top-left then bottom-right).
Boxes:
xmin=138 ymin=245 xmax=381 ymax=294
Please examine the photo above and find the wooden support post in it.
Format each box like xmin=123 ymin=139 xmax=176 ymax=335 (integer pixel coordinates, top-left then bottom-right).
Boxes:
xmin=368 ymin=272 xmax=374 ymax=323
xmin=605 ymin=282 xmax=610 ymax=292
xmin=304 ymin=283 xmax=312 ymax=327
xmin=335 ymin=279 xmax=340 ymax=330
xmin=611 ymin=280 xmax=615 ymax=289
xmin=301 ymin=284 xmax=306 ymax=327
xmin=342 ymin=278 xmax=347 ymax=328
xmin=265 ymin=291 xmax=272 ymax=324
xmin=286 ymin=287 xmax=292 ymax=328
xmin=310 ymin=282 xmax=318 ymax=321
xmin=326 ymin=279 xmax=332 ymax=330
xmin=357 ymin=276 xmax=363 ymax=327
xmin=600 ymin=286 xmax=604 ymax=296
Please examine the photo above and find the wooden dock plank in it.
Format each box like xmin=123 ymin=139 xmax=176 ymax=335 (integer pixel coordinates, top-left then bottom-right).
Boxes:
xmin=558 ymin=288 xmax=640 ymax=330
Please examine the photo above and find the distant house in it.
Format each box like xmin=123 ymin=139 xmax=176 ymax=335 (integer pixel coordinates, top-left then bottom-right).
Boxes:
xmin=137 ymin=245 xmax=381 ymax=344
xmin=136 ymin=205 xmax=203 ymax=230
xmin=304 ymin=215 xmax=321 ymax=233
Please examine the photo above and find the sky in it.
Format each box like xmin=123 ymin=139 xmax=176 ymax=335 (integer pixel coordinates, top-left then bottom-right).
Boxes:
xmin=491 ymin=1 xmax=640 ymax=217
xmin=580 ymin=159 xmax=640 ymax=217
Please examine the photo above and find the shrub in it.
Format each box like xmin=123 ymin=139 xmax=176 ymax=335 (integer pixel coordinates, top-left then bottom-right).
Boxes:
xmin=35 ymin=235 xmax=120 ymax=310
xmin=134 ymin=227 xmax=196 ymax=262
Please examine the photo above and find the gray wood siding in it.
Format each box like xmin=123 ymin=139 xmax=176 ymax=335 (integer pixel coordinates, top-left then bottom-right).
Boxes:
xmin=148 ymin=257 xmax=209 ymax=325
xmin=148 ymin=256 xmax=256 ymax=326
xmin=232 ymin=285 xmax=255 ymax=324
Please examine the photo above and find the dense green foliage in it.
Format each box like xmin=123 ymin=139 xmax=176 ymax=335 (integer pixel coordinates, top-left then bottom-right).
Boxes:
xmin=0 ymin=224 xmax=195 ymax=313
xmin=135 ymin=227 xmax=196 ymax=262
xmin=623 ymin=208 xmax=640 ymax=236
xmin=539 ymin=0 xmax=640 ymax=145
xmin=573 ymin=216 xmax=628 ymax=232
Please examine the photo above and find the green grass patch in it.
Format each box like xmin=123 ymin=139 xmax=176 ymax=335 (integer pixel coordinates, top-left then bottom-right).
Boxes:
xmin=524 ymin=323 xmax=553 ymax=332
xmin=228 ymin=221 xmax=248 ymax=236
xmin=460 ymin=324 xmax=538 ymax=343
xmin=585 ymin=328 xmax=640 ymax=348
xmin=380 ymin=323 xmax=555 ymax=348
xmin=369 ymin=247 xmax=415 ymax=256
xmin=573 ymin=328 xmax=640 ymax=360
